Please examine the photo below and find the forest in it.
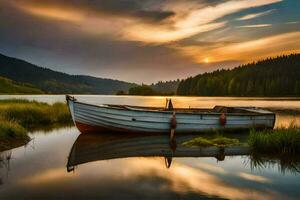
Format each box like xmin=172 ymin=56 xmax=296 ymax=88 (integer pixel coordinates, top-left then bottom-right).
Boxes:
xmin=127 ymin=85 xmax=175 ymax=96
xmin=177 ymin=54 xmax=300 ymax=96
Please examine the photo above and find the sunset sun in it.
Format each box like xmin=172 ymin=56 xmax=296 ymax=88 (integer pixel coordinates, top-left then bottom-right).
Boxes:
xmin=204 ymin=58 xmax=210 ymax=63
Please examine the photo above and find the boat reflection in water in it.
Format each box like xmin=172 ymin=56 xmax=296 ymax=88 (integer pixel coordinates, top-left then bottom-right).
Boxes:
xmin=67 ymin=132 xmax=250 ymax=172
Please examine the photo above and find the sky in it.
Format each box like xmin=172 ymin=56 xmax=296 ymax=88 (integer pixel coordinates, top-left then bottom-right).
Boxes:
xmin=0 ymin=0 xmax=300 ymax=84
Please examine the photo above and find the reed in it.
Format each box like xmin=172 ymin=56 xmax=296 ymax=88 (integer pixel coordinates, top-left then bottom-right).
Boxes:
xmin=248 ymin=128 xmax=300 ymax=155
xmin=0 ymin=99 xmax=72 ymax=128
xmin=0 ymin=99 xmax=72 ymax=150
xmin=0 ymin=119 xmax=28 ymax=139
xmin=0 ymin=117 xmax=30 ymax=151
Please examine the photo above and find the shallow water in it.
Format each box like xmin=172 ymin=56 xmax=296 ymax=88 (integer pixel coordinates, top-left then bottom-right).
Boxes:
xmin=0 ymin=95 xmax=300 ymax=199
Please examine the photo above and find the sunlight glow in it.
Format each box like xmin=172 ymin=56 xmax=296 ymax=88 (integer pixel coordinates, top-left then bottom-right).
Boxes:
xmin=175 ymin=31 xmax=300 ymax=64
xmin=19 ymin=5 xmax=84 ymax=22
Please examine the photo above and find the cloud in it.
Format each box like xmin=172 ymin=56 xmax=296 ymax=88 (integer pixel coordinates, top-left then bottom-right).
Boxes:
xmin=18 ymin=5 xmax=85 ymax=23
xmin=176 ymin=31 xmax=300 ymax=64
xmin=13 ymin=0 xmax=175 ymax=23
xmin=125 ymin=0 xmax=282 ymax=43
xmin=238 ymin=24 xmax=273 ymax=28
xmin=12 ymin=0 xmax=282 ymax=44
xmin=286 ymin=21 xmax=300 ymax=24
xmin=123 ymin=21 xmax=226 ymax=43
xmin=237 ymin=172 xmax=271 ymax=183
xmin=237 ymin=9 xmax=276 ymax=21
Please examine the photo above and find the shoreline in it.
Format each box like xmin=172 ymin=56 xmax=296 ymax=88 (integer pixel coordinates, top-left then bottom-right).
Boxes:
xmin=0 ymin=138 xmax=30 ymax=152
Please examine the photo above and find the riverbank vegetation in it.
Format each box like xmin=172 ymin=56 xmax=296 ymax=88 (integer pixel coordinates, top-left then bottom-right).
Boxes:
xmin=248 ymin=128 xmax=300 ymax=155
xmin=0 ymin=99 xmax=72 ymax=151
xmin=182 ymin=126 xmax=300 ymax=161
xmin=0 ymin=120 xmax=30 ymax=151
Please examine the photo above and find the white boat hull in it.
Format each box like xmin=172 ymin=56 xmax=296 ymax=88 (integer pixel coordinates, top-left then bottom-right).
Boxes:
xmin=66 ymin=96 xmax=275 ymax=134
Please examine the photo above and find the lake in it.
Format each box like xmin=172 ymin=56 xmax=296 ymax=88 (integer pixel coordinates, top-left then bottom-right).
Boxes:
xmin=0 ymin=95 xmax=300 ymax=199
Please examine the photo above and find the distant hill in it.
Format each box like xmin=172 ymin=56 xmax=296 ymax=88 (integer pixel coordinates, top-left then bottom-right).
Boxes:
xmin=0 ymin=76 xmax=43 ymax=94
xmin=0 ymin=53 xmax=136 ymax=94
xmin=177 ymin=54 xmax=300 ymax=96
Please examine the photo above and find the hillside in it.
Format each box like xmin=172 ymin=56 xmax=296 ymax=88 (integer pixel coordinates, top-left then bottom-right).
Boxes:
xmin=0 ymin=76 xmax=43 ymax=94
xmin=177 ymin=54 xmax=300 ymax=96
xmin=0 ymin=53 xmax=136 ymax=94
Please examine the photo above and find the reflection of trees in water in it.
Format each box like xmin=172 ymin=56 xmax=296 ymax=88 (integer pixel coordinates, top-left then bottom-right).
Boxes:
xmin=249 ymin=154 xmax=300 ymax=174
xmin=0 ymin=151 xmax=12 ymax=185
xmin=0 ymin=154 xmax=2 ymax=185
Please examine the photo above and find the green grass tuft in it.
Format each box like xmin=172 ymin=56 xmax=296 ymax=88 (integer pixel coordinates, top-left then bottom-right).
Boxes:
xmin=183 ymin=136 xmax=240 ymax=148
xmin=0 ymin=119 xmax=28 ymax=139
xmin=248 ymin=128 xmax=300 ymax=155
xmin=0 ymin=99 xmax=72 ymax=150
xmin=0 ymin=99 xmax=72 ymax=128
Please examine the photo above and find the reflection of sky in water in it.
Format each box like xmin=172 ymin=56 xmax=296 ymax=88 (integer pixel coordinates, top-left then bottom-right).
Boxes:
xmin=0 ymin=127 xmax=300 ymax=199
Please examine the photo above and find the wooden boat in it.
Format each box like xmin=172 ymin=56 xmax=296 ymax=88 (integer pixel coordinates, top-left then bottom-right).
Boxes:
xmin=66 ymin=95 xmax=275 ymax=134
xmin=67 ymin=133 xmax=250 ymax=171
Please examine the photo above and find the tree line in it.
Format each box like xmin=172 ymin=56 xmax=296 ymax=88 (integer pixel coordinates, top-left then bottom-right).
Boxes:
xmin=177 ymin=54 xmax=300 ymax=96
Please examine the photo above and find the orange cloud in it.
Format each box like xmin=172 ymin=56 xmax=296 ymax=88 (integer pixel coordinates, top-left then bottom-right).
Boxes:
xmin=238 ymin=172 xmax=271 ymax=183
xmin=124 ymin=0 xmax=281 ymax=43
xmin=18 ymin=5 xmax=84 ymax=23
xmin=176 ymin=31 xmax=300 ymax=64
xmin=15 ymin=0 xmax=282 ymax=44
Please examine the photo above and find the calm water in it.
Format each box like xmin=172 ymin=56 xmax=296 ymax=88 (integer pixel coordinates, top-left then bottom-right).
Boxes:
xmin=1 ymin=95 xmax=300 ymax=199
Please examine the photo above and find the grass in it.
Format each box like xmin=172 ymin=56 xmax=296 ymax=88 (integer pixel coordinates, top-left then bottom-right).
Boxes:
xmin=248 ymin=128 xmax=300 ymax=155
xmin=0 ymin=99 xmax=72 ymax=128
xmin=0 ymin=119 xmax=28 ymax=139
xmin=0 ymin=76 xmax=43 ymax=94
xmin=182 ymin=135 xmax=240 ymax=148
xmin=0 ymin=99 xmax=72 ymax=151
xmin=0 ymin=119 xmax=30 ymax=151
